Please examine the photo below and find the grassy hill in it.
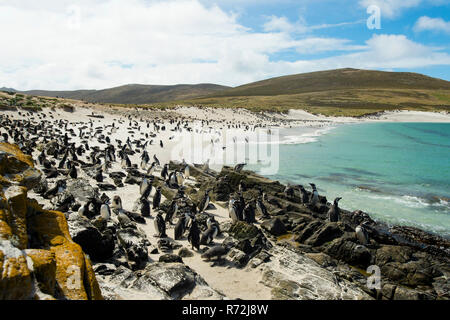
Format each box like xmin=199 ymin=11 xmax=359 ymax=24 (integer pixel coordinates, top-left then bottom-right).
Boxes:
xmin=21 ymin=83 xmax=230 ymax=104
xmin=175 ymin=68 xmax=450 ymax=116
xmin=3 ymin=68 xmax=450 ymax=116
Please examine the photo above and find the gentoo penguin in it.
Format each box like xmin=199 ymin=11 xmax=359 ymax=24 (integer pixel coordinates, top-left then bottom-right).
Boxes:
xmin=188 ymin=218 xmax=201 ymax=251
xmin=140 ymin=197 xmax=151 ymax=217
xmin=309 ymin=183 xmax=319 ymax=206
xmin=256 ymin=196 xmax=270 ymax=219
xmin=355 ymin=222 xmax=370 ymax=245
xmin=154 ymin=211 xmax=167 ymax=238
xmin=100 ymin=204 xmax=111 ymax=220
xmin=198 ymin=189 xmax=211 ymax=213
xmin=328 ymin=197 xmax=342 ymax=222
xmin=174 ymin=213 xmax=188 ymax=240
xmin=152 ymin=186 xmax=162 ymax=209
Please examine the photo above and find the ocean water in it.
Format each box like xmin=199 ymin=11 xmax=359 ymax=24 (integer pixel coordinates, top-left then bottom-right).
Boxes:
xmin=248 ymin=122 xmax=450 ymax=238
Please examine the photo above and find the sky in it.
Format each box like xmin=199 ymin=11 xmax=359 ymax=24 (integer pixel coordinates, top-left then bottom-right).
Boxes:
xmin=0 ymin=0 xmax=449 ymax=90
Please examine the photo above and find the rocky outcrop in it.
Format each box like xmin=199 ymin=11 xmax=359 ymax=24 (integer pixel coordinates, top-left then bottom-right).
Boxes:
xmin=98 ymin=263 xmax=224 ymax=300
xmin=0 ymin=143 xmax=102 ymax=300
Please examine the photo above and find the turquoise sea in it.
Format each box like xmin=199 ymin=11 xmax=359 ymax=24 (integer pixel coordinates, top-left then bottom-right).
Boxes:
xmin=248 ymin=122 xmax=450 ymax=238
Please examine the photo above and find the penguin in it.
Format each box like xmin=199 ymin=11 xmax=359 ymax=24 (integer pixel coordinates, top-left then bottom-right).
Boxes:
xmin=100 ymin=204 xmax=111 ymax=220
xmin=328 ymin=197 xmax=342 ymax=222
xmin=161 ymin=164 xmax=169 ymax=180
xmin=234 ymin=163 xmax=246 ymax=172
xmin=355 ymin=222 xmax=370 ymax=245
xmin=147 ymin=161 xmax=157 ymax=175
xmin=309 ymin=183 xmax=319 ymax=206
xmin=228 ymin=198 xmax=240 ymax=223
xmin=153 ymin=154 xmax=160 ymax=166
xmin=188 ymin=218 xmax=201 ymax=251
xmin=298 ymin=185 xmax=309 ymax=204
xmin=198 ymin=189 xmax=211 ymax=213
xmin=284 ymin=185 xmax=295 ymax=198
xmin=154 ymin=211 xmax=167 ymax=238
xmin=140 ymin=197 xmax=151 ymax=218
xmin=111 ymin=195 xmax=123 ymax=211
xmin=94 ymin=169 xmax=103 ymax=183
xmin=165 ymin=200 xmax=178 ymax=225
xmin=256 ymin=196 xmax=270 ymax=219
xmin=243 ymin=201 xmax=256 ymax=223
xmin=201 ymin=244 xmax=229 ymax=261
xmin=174 ymin=213 xmax=188 ymax=240
xmin=140 ymin=178 xmax=152 ymax=198
xmin=184 ymin=164 xmax=190 ymax=180
xmin=176 ymin=170 xmax=185 ymax=186
xmin=200 ymin=224 xmax=219 ymax=245
xmin=152 ymin=186 xmax=162 ymax=209
xmin=68 ymin=162 xmax=77 ymax=179
xmin=160 ymin=140 xmax=164 ymax=148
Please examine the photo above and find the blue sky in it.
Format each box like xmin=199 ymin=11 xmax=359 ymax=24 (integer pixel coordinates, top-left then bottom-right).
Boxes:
xmin=0 ymin=0 xmax=449 ymax=90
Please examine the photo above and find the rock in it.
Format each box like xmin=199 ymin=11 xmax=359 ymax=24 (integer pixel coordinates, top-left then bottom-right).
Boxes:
xmin=178 ymin=247 xmax=194 ymax=258
xmin=304 ymin=252 xmax=337 ymax=268
xmin=294 ymin=220 xmax=323 ymax=243
xmin=97 ymin=183 xmax=117 ymax=191
xmin=324 ymin=237 xmax=372 ymax=268
xmin=64 ymin=178 xmax=97 ymax=203
xmin=104 ymin=263 xmax=224 ymax=300
xmin=305 ymin=222 xmax=344 ymax=247
xmin=261 ymin=218 xmax=287 ymax=236
xmin=227 ymin=248 xmax=248 ymax=267
xmin=159 ymin=254 xmax=183 ymax=264
xmin=228 ymin=221 xmax=261 ymax=240
xmin=93 ymin=263 xmax=117 ymax=276
xmin=25 ymin=249 xmax=57 ymax=296
xmin=117 ymin=227 xmax=149 ymax=270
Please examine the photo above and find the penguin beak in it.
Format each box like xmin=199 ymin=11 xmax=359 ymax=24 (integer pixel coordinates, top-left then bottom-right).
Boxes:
xmin=336 ymin=197 xmax=342 ymax=202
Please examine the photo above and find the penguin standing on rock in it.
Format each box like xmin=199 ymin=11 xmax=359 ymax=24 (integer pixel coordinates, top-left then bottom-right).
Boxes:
xmin=309 ymin=183 xmax=319 ymax=207
xmin=256 ymin=196 xmax=270 ymax=219
xmin=198 ymin=189 xmax=211 ymax=213
xmin=328 ymin=197 xmax=342 ymax=222
xmin=174 ymin=213 xmax=188 ymax=240
xmin=100 ymin=204 xmax=111 ymax=220
xmin=298 ymin=185 xmax=309 ymax=204
xmin=355 ymin=222 xmax=370 ymax=245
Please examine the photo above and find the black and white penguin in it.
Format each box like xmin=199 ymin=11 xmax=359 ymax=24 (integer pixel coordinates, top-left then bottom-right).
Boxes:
xmin=256 ymin=196 xmax=270 ymax=219
xmin=298 ymin=185 xmax=309 ymax=204
xmin=161 ymin=164 xmax=169 ymax=180
xmin=174 ymin=213 xmax=188 ymax=240
xmin=201 ymin=244 xmax=230 ymax=261
xmin=111 ymin=195 xmax=123 ymax=211
xmin=152 ymin=186 xmax=162 ymax=209
xmin=228 ymin=198 xmax=240 ymax=223
xmin=184 ymin=164 xmax=190 ymax=180
xmin=140 ymin=197 xmax=151 ymax=218
xmin=68 ymin=162 xmax=77 ymax=179
xmin=147 ymin=161 xmax=157 ymax=175
xmin=94 ymin=169 xmax=103 ymax=183
xmin=309 ymin=183 xmax=319 ymax=206
xmin=198 ymin=189 xmax=211 ymax=213
xmin=328 ymin=197 xmax=342 ymax=222
xmin=154 ymin=211 xmax=167 ymax=238
xmin=165 ymin=200 xmax=178 ymax=225
xmin=188 ymin=218 xmax=201 ymax=251
xmin=234 ymin=163 xmax=246 ymax=172
xmin=140 ymin=178 xmax=152 ymax=199
xmin=243 ymin=201 xmax=256 ymax=223
xmin=355 ymin=222 xmax=370 ymax=245
xmin=100 ymin=204 xmax=111 ymax=220
xmin=200 ymin=223 xmax=219 ymax=245
xmin=153 ymin=154 xmax=160 ymax=166
xmin=284 ymin=185 xmax=295 ymax=198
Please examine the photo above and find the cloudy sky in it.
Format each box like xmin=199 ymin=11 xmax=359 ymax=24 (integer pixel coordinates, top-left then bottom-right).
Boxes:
xmin=0 ymin=0 xmax=449 ymax=90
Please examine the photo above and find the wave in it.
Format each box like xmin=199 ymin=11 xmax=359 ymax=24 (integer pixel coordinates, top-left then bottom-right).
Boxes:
xmin=279 ymin=126 xmax=337 ymax=145
xmin=366 ymin=194 xmax=450 ymax=211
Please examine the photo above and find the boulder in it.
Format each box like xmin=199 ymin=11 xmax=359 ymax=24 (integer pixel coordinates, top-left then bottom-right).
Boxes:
xmin=305 ymin=222 xmax=344 ymax=247
xmin=261 ymin=218 xmax=287 ymax=236
xmin=159 ymin=254 xmax=183 ymax=264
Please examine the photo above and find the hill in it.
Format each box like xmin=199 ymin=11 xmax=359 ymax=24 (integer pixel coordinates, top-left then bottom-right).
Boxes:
xmin=20 ymin=83 xmax=230 ymax=104
xmin=179 ymin=68 xmax=450 ymax=116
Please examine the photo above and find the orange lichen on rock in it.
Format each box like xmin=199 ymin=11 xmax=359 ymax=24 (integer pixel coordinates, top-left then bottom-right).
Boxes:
xmin=0 ymin=143 xmax=103 ymax=300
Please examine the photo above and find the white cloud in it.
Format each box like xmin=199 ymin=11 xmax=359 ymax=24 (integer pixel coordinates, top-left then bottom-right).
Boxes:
xmin=358 ymin=0 xmax=421 ymax=18
xmin=414 ymin=16 xmax=450 ymax=33
xmin=0 ymin=0 xmax=449 ymax=90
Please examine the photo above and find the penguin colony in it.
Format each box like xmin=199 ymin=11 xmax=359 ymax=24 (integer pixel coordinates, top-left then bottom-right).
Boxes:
xmin=0 ymin=104 xmax=370 ymax=268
